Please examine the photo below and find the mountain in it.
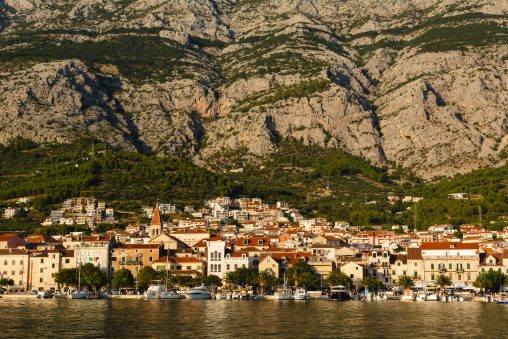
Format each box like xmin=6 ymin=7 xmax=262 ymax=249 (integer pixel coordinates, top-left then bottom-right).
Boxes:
xmin=0 ymin=0 xmax=507 ymax=179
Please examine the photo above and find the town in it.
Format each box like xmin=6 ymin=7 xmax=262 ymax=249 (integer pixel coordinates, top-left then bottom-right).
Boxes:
xmin=0 ymin=196 xmax=507 ymax=302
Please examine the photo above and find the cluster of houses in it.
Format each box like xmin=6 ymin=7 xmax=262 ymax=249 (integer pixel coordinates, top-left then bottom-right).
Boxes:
xmin=40 ymin=198 xmax=116 ymax=227
xmin=0 ymin=197 xmax=507 ymax=292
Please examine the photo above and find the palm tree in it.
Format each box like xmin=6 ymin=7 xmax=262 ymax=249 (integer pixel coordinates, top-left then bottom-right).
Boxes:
xmin=435 ymin=274 xmax=452 ymax=295
xmin=257 ymin=271 xmax=270 ymax=295
xmin=396 ymin=275 xmax=415 ymax=289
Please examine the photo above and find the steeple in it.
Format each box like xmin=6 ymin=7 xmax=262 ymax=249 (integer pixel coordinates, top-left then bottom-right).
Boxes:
xmin=148 ymin=203 xmax=163 ymax=238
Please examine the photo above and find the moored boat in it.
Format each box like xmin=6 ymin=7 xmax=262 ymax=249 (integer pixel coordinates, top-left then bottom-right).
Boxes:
xmin=293 ymin=287 xmax=309 ymax=300
xmin=329 ymin=286 xmax=350 ymax=301
xmin=185 ymin=285 xmax=212 ymax=300
xmin=160 ymin=290 xmax=183 ymax=300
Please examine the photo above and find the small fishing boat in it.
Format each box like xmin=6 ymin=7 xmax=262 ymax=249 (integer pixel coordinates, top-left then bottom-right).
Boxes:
xmin=293 ymin=287 xmax=309 ymax=300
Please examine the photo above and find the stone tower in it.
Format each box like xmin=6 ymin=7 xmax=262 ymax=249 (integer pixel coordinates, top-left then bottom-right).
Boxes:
xmin=148 ymin=203 xmax=163 ymax=239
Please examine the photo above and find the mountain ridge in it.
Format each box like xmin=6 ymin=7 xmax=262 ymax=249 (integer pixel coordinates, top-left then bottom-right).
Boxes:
xmin=0 ymin=0 xmax=507 ymax=179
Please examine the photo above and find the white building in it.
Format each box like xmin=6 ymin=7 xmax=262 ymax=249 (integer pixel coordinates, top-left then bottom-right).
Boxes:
xmin=3 ymin=207 xmax=20 ymax=219
xmin=207 ymin=240 xmax=250 ymax=279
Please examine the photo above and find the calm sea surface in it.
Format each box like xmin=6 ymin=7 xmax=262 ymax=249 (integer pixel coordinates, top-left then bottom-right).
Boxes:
xmin=1 ymin=299 xmax=507 ymax=338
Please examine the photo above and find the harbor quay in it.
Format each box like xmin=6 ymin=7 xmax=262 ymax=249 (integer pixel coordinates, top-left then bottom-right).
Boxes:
xmin=1 ymin=197 xmax=507 ymax=303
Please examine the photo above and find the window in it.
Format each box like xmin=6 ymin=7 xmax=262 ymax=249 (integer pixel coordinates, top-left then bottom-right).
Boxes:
xmin=234 ymin=264 xmax=238 ymax=270
xmin=383 ymin=252 xmax=388 ymax=258
xmin=489 ymin=259 xmax=494 ymax=265
xmin=51 ymin=263 xmax=55 ymax=269
xmin=227 ymin=264 xmax=230 ymax=270
xmin=258 ymin=240 xmax=264 ymax=245
xmin=392 ymin=270 xmax=396 ymax=275
xmin=467 ymin=263 xmax=471 ymax=269
xmin=39 ymin=268 xmax=43 ymax=273
xmin=148 ymin=256 xmax=152 ymax=262
xmin=40 ymin=259 xmax=44 ymax=264
xmin=397 ymin=262 xmax=401 ymax=266
xmin=121 ymin=257 xmax=126 ymax=262
xmin=403 ymin=271 xmax=406 ymax=276
xmin=176 ymin=265 xmax=182 ymax=270
xmin=448 ymin=263 xmax=452 ymax=270
xmin=414 ymin=262 xmax=417 ymax=266
xmin=65 ymin=259 xmax=70 ymax=264
xmin=11 ymin=271 xmax=15 ymax=276
xmin=431 ymin=264 xmax=434 ymax=270
xmin=186 ymin=266 xmax=191 ymax=270
xmin=19 ymin=271 xmax=23 ymax=275
xmin=39 ymin=278 xmax=43 ymax=283
xmin=458 ymin=274 xmax=462 ymax=281
xmin=218 ymin=252 xmax=221 ymax=260
xmin=414 ymin=272 xmax=418 ymax=278
xmin=218 ymin=264 xmax=221 ymax=271
xmin=243 ymin=240 xmax=248 ymax=245
xmin=350 ymin=274 xmax=354 ymax=278
xmin=2 ymin=260 xmax=6 ymax=265
xmin=372 ymin=253 xmax=377 ymax=258
xmin=12 ymin=260 xmax=15 ymax=265
xmin=431 ymin=274 xmax=435 ymax=280
xmin=20 ymin=260 xmax=23 ymax=266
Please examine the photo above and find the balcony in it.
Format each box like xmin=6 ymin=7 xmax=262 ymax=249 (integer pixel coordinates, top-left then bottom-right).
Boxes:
xmin=456 ymin=268 xmax=464 ymax=273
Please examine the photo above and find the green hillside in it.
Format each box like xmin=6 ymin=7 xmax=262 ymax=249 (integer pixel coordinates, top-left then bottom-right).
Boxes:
xmin=0 ymin=138 xmax=507 ymax=234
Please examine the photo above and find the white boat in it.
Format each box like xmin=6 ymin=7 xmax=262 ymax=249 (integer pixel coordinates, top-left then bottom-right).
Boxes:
xmin=274 ymin=275 xmax=293 ymax=300
xmin=400 ymin=290 xmax=415 ymax=302
xmin=70 ymin=291 xmax=89 ymax=299
xmin=185 ymin=285 xmax=212 ymax=300
xmin=144 ymin=283 xmax=164 ymax=300
xmin=415 ymin=291 xmax=427 ymax=302
xmin=426 ymin=293 xmax=440 ymax=301
xmin=160 ymin=290 xmax=183 ymax=300
xmin=293 ymin=287 xmax=309 ymax=300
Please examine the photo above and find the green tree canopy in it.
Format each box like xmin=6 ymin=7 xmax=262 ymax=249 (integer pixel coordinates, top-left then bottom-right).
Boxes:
xmin=396 ymin=275 xmax=415 ymax=289
xmin=111 ymin=268 xmax=135 ymax=289
xmin=80 ymin=263 xmax=106 ymax=290
xmin=224 ymin=267 xmax=258 ymax=287
xmin=54 ymin=268 xmax=78 ymax=287
xmin=202 ymin=275 xmax=222 ymax=288
xmin=326 ymin=270 xmax=353 ymax=290
xmin=0 ymin=278 xmax=15 ymax=287
xmin=474 ymin=270 xmax=507 ymax=293
xmin=361 ymin=277 xmax=383 ymax=291
xmin=435 ymin=274 xmax=452 ymax=289
xmin=285 ymin=260 xmax=319 ymax=289
xmin=257 ymin=271 xmax=279 ymax=294
xmin=136 ymin=266 xmax=159 ymax=289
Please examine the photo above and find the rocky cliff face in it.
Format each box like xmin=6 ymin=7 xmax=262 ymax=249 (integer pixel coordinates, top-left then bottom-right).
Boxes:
xmin=0 ymin=0 xmax=507 ymax=179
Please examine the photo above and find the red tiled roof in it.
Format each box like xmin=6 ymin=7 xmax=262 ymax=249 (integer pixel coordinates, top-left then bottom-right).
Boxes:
xmin=151 ymin=204 xmax=162 ymax=226
xmin=26 ymin=234 xmax=59 ymax=243
xmin=115 ymin=244 xmax=161 ymax=249
xmin=420 ymin=242 xmax=479 ymax=250
xmin=0 ymin=234 xmax=19 ymax=241
xmin=407 ymin=248 xmax=422 ymax=260
xmin=0 ymin=249 xmax=27 ymax=255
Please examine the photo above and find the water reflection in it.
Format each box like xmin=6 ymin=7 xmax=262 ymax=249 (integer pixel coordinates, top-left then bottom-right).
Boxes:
xmin=1 ymin=300 xmax=507 ymax=338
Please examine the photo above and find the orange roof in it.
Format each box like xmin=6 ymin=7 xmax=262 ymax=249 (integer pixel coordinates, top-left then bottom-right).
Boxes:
xmin=407 ymin=248 xmax=422 ymax=260
xmin=151 ymin=204 xmax=162 ymax=226
xmin=26 ymin=234 xmax=59 ymax=243
xmin=0 ymin=234 xmax=19 ymax=241
xmin=420 ymin=242 xmax=479 ymax=250
xmin=115 ymin=244 xmax=161 ymax=249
